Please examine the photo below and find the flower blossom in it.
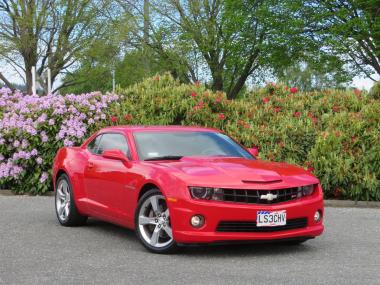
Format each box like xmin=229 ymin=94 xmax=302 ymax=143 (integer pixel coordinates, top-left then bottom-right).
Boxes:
xmin=39 ymin=172 xmax=48 ymax=183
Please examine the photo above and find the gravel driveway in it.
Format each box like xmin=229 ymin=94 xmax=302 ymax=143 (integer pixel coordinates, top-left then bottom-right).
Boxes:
xmin=0 ymin=196 xmax=379 ymax=285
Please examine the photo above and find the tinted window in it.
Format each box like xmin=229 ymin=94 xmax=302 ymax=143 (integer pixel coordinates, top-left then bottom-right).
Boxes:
xmin=87 ymin=135 xmax=103 ymax=154
xmin=97 ymin=133 xmax=130 ymax=157
xmin=134 ymin=131 xmax=253 ymax=160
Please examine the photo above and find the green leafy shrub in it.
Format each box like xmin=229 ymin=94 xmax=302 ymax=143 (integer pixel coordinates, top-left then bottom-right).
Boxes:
xmin=369 ymin=81 xmax=380 ymax=100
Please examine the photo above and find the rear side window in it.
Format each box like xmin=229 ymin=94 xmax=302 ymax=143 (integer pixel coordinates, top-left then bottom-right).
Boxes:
xmin=87 ymin=135 xmax=103 ymax=154
xmin=97 ymin=133 xmax=130 ymax=158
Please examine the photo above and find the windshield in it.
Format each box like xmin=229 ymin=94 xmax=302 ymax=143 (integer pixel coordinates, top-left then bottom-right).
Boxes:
xmin=134 ymin=131 xmax=254 ymax=161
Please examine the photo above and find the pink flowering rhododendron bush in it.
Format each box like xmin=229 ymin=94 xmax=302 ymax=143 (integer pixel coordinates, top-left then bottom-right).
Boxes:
xmin=0 ymin=88 xmax=118 ymax=194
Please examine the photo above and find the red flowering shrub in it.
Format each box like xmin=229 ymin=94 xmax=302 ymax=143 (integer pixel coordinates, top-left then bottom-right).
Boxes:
xmin=262 ymin=96 xmax=270 ymax=104
xmin=293 ymin=111 xmax=301 ymax=118
xmin=110 ymin=73 xmax=380 ymax=201
xmin=124 ymin=114 xmax=133 ymax=121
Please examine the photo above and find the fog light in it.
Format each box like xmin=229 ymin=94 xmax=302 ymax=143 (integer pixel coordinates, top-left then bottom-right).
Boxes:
xmin=190 ymin=215 xmax=205 ymax=228
xmin=314 ymin=210 xmax=322 ymax=222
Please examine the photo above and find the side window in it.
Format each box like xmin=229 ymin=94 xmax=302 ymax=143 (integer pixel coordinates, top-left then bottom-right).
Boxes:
xmin=97 ymin=133 xmax=130 ymax=158
xmin=87 ymin=135 xmax=103 ymax=154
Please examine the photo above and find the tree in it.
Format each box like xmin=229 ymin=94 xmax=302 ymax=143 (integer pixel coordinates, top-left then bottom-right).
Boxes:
xmin=277 ymin=52 xmax=352 ymax=91
xmin=0 ymin=0 xmax=110 ymax=94
xmin=301 ymin=0 xmax=380 ymax=81
xmin=61 ymin=48 xmax=176 ymax=94
xmin=119 ymin=0 xmax=197 ymax=84
xmin=278 ymin=62 xmax=349 ymax=91
xmin=60 ymin=9 xmax=130 ymax=94
xmin=125 ymin=0 xmax=305 ymax=99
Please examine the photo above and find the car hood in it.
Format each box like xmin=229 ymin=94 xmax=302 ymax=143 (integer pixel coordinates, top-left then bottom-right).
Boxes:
xmin=150 ymin=156 xmax=319 ymax=188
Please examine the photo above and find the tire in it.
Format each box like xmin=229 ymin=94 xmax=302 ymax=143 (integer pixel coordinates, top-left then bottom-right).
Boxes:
xmin=55 ymin=173 xmax=87 ymax=227
xmin=135 ymin=189 xmax=177 ymax=253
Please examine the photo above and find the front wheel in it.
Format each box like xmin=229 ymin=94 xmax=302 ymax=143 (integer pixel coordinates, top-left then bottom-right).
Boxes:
xmin=135 ymin=189 xmax=177 ymax=253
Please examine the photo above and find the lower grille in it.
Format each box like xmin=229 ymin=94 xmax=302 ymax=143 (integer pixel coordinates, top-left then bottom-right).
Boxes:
xmin=216 ymin=218 xmax=307 ymax=232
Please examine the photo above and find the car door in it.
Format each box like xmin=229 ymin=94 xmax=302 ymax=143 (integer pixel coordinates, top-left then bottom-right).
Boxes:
xmin=84 ymin=132 xmax=134 ymax=222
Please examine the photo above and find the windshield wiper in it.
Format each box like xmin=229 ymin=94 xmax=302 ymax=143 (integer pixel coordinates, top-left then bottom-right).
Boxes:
xmin=144 ymin=155 xmax=183 ymax=161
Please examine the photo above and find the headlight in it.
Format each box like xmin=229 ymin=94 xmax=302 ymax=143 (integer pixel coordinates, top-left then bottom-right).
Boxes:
xmin=298 ymin=185 xmax=315 ymax=196
xmin=189 ymin=187 xmax=212 ymax=199
xmin=189 ymin=187 xmax=223 ymax=200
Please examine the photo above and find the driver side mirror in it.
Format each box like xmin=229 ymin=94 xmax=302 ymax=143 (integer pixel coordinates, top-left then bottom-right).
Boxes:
xmin=247 ymin=147 xmax=259 ymax=157
xmin=102 ymin=149 xmax=130 ymax=165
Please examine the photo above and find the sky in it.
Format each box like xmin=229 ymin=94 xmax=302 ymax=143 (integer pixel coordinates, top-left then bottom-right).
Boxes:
xmin=351 ymin=74 xmax=379 ymax=90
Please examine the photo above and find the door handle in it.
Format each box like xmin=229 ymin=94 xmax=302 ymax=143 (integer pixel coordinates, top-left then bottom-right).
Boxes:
xmin=88 ymin=162 xmax=94 ymax=168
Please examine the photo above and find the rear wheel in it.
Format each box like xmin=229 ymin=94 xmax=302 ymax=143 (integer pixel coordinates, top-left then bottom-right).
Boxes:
xmin=135 ymin=189 xmax=177 ymax=253
xmin=55 ymin=174 xmax=87 ymax=226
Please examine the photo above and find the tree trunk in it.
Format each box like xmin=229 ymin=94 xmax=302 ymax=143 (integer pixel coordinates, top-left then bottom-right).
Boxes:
xmin=211 ymin=67 xmax=223 ymax=91
xmin=25 ymin=66 xmax=33 ymax=95
xmin=227 ymin=72 xmax=250 ymax=99
xmin=0 ymin=72 xmax=15 ymax=90
xmin=142 ymin=0 xmax=151 ymax=75
xmin=227 ymin=49 xmax=260 ymax=99
xmin=143 ymin=0 xmax=150 ymax=44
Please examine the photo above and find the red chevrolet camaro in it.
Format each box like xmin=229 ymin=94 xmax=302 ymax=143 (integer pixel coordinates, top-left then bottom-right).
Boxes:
xmin=53 ymin=126 xmax=324 ymax=253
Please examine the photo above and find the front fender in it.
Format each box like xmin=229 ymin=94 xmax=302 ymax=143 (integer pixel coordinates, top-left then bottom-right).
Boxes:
xmin=130 ymin=163 xmax=189 ymax=227
xmin=52 ymin=147 xmax=88 ymax=215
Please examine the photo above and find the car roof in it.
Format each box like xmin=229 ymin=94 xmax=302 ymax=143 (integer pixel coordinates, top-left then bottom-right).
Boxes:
xmin=99 ymin=125 xmax=221 ymax=133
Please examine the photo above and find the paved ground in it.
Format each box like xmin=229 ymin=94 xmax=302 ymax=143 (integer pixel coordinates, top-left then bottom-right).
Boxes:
xmin=0 ymin=196 xmax=379 ymax=285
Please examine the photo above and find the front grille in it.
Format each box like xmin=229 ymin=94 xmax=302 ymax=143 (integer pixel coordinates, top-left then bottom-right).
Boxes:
xmin=216 ymin=218 xmax=308 ymax=232
xmin=218 ymin=187 xmax=301 ymax=204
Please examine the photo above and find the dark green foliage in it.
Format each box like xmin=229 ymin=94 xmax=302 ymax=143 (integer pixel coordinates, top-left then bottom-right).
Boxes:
xmin=369 ymin=81 xmax=380 ymax=100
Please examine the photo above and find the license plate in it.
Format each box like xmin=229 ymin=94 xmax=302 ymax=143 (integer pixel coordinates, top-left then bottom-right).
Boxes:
xmin=257 ymin=210 xmax=287 ymax=227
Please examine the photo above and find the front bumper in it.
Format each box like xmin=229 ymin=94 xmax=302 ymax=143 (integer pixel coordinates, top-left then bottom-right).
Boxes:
xmin=169 ymin=194 xmax=324 ymax=244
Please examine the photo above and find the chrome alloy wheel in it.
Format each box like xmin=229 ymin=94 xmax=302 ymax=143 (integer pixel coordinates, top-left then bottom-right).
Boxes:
xmin=56 ymin=179 xmax=71 ymax=222
xmin=138 ymin=194 xmax=173 ymax=248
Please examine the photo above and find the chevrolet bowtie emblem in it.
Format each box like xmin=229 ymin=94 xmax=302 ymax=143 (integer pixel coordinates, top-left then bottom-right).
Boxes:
xmin=260 ymin=193 xmax=278 ymax=201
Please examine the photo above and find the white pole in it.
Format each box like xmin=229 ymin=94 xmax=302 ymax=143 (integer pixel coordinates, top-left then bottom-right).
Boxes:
xmin=31 ymin=66 xmax=36 ymax=95
xmin=47 ymin=68 xmax=51 ymax=94
xmin=112 ymin=70 xmax=115 ymax=93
